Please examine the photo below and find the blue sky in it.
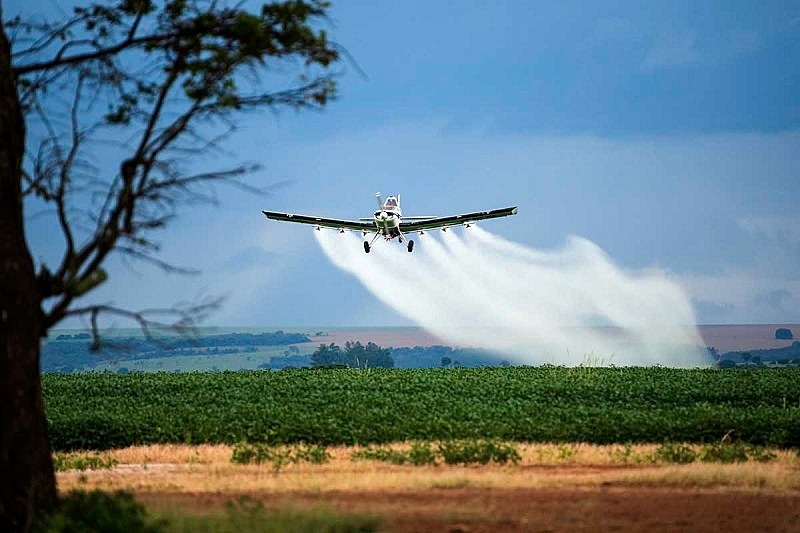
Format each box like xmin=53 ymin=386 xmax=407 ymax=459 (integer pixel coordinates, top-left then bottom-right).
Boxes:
xmin=12 ymin=0 xmax=800 ymax=327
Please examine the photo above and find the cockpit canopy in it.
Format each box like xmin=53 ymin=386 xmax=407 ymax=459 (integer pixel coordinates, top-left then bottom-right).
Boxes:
xmin=384 ymin=196 xmax=398 ymax=208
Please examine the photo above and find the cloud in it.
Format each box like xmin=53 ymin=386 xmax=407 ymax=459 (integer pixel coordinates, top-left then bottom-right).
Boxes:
xmin=753 ymin=288 xmax=793 ymax=310
xmin=681 ymin=271 xmax=800 ymax=324
xmin=642 ymin=27 xmax=761 ymax=69
xmin=643 ymin=30 xmax=700 ymax=68
xmin=50 ymin=123 xmax=800 ymax=328
xmin=738 ymin=215 xmax=800 ymax=246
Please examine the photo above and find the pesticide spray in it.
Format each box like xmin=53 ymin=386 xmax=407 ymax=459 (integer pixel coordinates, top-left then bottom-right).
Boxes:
xmin=314 ymin=227 xmax=708 ymax=366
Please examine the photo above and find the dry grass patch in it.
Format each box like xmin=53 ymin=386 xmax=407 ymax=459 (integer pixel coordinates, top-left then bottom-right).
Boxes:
xmin=106 ymin=444 xmax=232 ymax=465
xmin=606 ymin=462 xmax=800 ymax=492
xmin=55 ymin=443 xmax=800 ymax=496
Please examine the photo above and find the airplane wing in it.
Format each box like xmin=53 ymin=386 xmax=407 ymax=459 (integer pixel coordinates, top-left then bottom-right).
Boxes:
xmin=262 ymin=210 xmax=374 ymax=232
xmin=400 ymin=206 xmax=518 ymax=232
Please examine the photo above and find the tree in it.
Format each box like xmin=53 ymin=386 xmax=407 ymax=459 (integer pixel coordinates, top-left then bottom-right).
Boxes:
xmin=0 ymin=1 xmax=339 ymax=529
xmin=440 ymin=356 xmax=452 ymax=367
xmin=775 ymin=328 xmax=793 ymax=340
xmin=342 ymin=341 xmax=393 ymax=368
xmin=311 ymin=341 xmax=394 ymax=368
xmin=310 ymin=342 xmax=342 ymax=367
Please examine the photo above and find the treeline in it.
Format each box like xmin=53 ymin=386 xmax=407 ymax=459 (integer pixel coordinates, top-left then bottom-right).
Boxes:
xmin=310 ymin=341 xmax=394 ymax=368
xmin=41 ymin=331 xmax=310 ymax=373
xmin=390 ymin=345 xmax=508 ymax=368
xmin=41 ymin=333 xmax=513 ymax=374
xmin=274 ymin=343 xmax=508 ymax=370
xmin=716 ymin=341 xmax=800 ymax=368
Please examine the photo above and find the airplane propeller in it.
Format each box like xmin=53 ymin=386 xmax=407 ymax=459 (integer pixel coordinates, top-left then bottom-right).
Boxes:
xmin=375 ymin=192 xmax=383 ymax=209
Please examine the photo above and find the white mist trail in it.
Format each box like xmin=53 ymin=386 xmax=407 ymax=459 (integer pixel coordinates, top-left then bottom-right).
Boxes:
xmin=314 ymin=228 xmax=708 ymax=366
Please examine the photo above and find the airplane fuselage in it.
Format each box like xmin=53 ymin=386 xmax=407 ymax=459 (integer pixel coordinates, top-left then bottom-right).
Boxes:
xmin=373 ymin=195 xmax=404 ymax=240
xmin=374 ymin=207 xmax=402 ymax=239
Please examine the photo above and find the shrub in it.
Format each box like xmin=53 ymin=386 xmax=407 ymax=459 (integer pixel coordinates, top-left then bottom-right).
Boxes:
xmin=699 ymin=442 xmax=750 ymax=463
xmin=351 ymin=444 xmax=435 ymax=465
xmin=609 ymin=444 xmax=649 ymax=464
xmin=231 ymin=443 xmax=330 ymax=472
xmin=407 ymin=441 xmax=438 ymax=466
xmin=44 ymin=490 xmax=162 ymax=533
xmin=352 ymin=440 xmax=519 ymax=466
xmin=437 ymin=440 xmax=521 ymax=465
xmin=652 ymin=443 xmax=697 ymax=464
xmin=53 ymin=453 xmax=117 ymax=472
xmin=293 ymin=443 xmax=331 ymax=465
xmin=743 ymin=445 xmax=778 ymax=463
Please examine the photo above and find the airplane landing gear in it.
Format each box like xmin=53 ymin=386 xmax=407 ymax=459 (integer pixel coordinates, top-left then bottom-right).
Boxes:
xmin=407 ymin=240 xmax=414 ymax=253
xmin=364 ymin=241 xmax=371 ymax=253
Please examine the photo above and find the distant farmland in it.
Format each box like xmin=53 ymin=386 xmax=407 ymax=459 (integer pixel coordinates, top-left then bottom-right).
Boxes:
xmin=44 ymin=367 xmax=800 ymax=451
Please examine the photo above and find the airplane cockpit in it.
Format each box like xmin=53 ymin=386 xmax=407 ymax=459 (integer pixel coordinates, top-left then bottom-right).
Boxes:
xmin=384 ymin=196 xmax=398 ymax=209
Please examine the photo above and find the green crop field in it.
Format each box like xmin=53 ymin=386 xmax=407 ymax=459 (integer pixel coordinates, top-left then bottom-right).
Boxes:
xmin=43 ymin=367 xmax=800 ymax=451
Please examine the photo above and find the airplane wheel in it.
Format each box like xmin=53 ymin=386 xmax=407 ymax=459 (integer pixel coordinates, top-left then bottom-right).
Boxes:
xmin=407 ymin=240 xmax=414 ymax=253
xmin=364 ymin=241 xmax=371 ymax=253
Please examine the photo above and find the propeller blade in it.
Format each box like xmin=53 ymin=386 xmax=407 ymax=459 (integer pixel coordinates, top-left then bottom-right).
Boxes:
xmin=375 ymin=192 xmax=383 ymax=209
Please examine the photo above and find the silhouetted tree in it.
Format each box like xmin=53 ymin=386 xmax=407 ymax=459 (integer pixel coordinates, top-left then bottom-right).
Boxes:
xmin=776 ymin=328 xmax=793 ymax=340
xmin=311 ymin=341 xmax=394 ymax=368
xmin=441 ymin=356 xmax=452 ymax=367
xmin=0 ymin=1 xmax=339 ymax=528
xmin=310 ymin=343 xmax=343 ymax=366
xmin=342 ymin=341 xmax=393 ymax=368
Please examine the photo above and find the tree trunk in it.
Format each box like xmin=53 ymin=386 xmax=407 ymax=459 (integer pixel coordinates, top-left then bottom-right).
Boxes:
xmin=0 ymin=14 xmax=58 ymax=532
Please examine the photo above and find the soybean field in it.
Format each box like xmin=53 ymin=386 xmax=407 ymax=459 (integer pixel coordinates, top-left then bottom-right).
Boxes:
xmin=43 ymin=367 xmax=800 ymax=451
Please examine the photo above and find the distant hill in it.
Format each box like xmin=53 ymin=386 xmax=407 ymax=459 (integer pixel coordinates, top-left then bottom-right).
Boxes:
xmin=717 ymin=342 xmax=800 ymax=368
xmin=41 ymin=331 xmax=310 ymax=373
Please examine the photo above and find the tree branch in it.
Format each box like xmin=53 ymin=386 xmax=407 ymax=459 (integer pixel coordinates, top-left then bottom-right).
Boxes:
xmin=13 ymin=32 xmax=177 ymax=76
xmin=65 ymin=297 xmax=223 ymax=351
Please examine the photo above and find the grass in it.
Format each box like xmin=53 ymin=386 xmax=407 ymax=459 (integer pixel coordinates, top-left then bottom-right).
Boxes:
xmin=53 ymin=452 xmax=118 ymax=472
xmin=46 ymin=491 xmax=379 ymax=533
xmin=608 ymin=463 xmax=800 ymax=491
xmin=54 ymin=442 xmax=800 ymax=495
xmin=155 ymin=498 xmax=379 ymax=533
xmin=352 ymin=440 xmax=520 ymax=466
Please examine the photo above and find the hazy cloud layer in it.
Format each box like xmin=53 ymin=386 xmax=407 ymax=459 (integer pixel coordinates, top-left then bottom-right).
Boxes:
xmin=47 ymin=126 xmax=800 ymax=328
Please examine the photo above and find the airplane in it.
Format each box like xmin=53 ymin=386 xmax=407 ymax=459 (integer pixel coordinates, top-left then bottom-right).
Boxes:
xmin=262 ymin=193 xmax=518 ymax=253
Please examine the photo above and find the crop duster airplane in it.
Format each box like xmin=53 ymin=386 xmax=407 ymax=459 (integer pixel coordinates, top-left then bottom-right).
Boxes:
xmin=262 ymin=193 xmax=518 ymax=253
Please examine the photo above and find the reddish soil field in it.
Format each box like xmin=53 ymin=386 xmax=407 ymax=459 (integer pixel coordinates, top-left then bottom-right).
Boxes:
xmin=698 ymin=324 xmax=799 ymax=353
xmin=305 ymin=324 xmax=800 ymax=353
xmin=139 ymin=487 xmax=800 ymax=532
